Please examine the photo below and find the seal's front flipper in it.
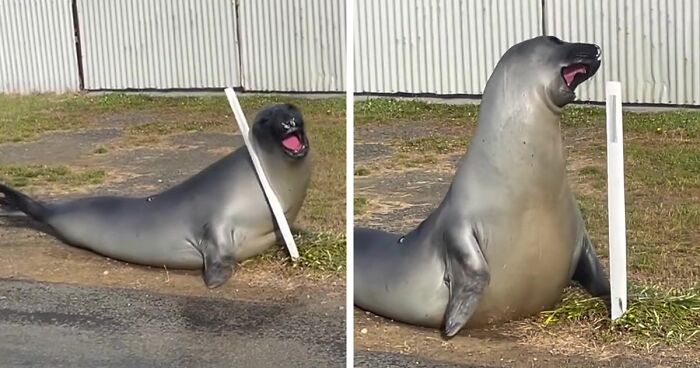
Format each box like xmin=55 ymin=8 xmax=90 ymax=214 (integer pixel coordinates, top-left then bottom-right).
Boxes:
xmin=443 ymin=225 xmax=490 ymax=338
xmin=199 ymin=225 xmax=235 ymax=288
xmin=572 ymin=233 xmax=611 ymax=310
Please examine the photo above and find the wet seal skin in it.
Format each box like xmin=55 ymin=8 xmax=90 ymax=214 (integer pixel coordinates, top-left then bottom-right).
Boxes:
xmin=0 ymin=104 xmax=311 ymax=288
xmin=354 ymin=36 xmax=609 ymax=338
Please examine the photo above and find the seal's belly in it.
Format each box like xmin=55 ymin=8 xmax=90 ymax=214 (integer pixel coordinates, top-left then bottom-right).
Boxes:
xmin=354 ymin=242 xmax=449 ymax=328
xmin=358 ymin=265 xmax=448 ymax=328
xmin=231 ymin=228 xmax=278 ymax=260
xmin=469 ymin=208 xmax=578 ymax=326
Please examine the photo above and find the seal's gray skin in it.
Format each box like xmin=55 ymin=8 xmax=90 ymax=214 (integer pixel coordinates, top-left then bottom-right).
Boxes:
xmin=354 ymin=36 xmax=610 ymax=337
xmin=0 ymin=104 xmax=311 ymax=288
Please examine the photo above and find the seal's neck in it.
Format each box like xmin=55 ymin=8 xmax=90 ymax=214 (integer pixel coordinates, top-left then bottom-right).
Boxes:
xmin=447 ymin=82 xmax=568 ymax=205
xmin=252 ymin=137 xmax=311 ymax=207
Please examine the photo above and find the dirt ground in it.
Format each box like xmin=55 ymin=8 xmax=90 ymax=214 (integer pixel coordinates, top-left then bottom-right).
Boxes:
xmin=354 ymin=115 xmax=699 ymax=368
xmin=0 ymin=99 xmax=346 ymax=366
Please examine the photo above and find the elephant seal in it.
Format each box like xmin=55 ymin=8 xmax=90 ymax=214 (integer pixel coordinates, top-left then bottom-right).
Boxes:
xmin=0 ymin=104 xmax=311 ymax=288
xmin=354 ymin=36 xmax=610 ymax=337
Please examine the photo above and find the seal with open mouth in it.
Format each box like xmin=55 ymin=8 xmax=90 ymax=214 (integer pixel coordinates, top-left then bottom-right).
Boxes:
xmin=354 ymin=36 xmax=609 ymax=337
xmin=0 ymin=104 xmax=311 ymax=288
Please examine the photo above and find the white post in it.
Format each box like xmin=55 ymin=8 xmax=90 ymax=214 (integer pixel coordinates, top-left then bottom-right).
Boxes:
xmin=605 ymin=81 xmax=627 ymax=320
xmin=224 ymin=88 xmax=300 ymax=261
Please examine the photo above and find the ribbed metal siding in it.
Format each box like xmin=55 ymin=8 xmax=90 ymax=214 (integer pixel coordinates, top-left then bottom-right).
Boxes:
xmin=77 ymin=0 xmax=241 ymax=90
xmin=546 ymin=0 xmax=700 ymax=105
xmin=0 ymin=0 xmax=79 ymax=93
xmin=354 ymin=0 xmax=542 ymax=94
xmin=238 ymin=0 xmax=345 ymax=92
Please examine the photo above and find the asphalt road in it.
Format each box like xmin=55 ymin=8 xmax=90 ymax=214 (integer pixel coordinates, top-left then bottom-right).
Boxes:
xmin=0 ymin=279 xmax=345 ymax=368
xmin=355 ymin=351 xmax=487 ymax=368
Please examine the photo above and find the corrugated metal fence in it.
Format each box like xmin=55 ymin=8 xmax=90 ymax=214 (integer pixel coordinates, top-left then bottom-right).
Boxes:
xmin=239 ymin=0 xmax=346 ymax=92
xmin=1 ymin=0 xmax=698 ymax=105
xmin=355 ymin=0 xmax=542 ymax=95
xmin=0 ymin=0 xmax=345 ymax=94
xmin=78 ymin=0 xmax=242 ymax=90
xmin=545 ymin=0 xmax=700 ymax=105
xmin=354 ymin=0 xmax=700 ymax=105
xmin=0 ymin=0 xmax=80 ymax=93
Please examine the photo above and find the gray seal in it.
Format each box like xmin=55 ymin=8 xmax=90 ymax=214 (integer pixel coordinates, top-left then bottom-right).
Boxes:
xmin=1 ymin=104 xmax=311 ymax=288
xmin=354 ymin=36 xmax=611 ymax=337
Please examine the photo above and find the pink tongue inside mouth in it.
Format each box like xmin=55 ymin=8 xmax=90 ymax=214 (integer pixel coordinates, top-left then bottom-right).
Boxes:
xmin=563 ymin=65 xmax=587 ymax=86
xmin=282 ymin=134 xmax=302 ymax=151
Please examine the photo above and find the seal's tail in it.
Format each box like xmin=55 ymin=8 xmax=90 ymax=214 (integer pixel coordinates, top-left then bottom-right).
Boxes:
xmin=0 ymin=183 xmax=49 ymax=222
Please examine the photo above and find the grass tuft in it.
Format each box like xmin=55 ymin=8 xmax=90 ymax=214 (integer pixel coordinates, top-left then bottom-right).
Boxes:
xmin=541 ymin=286 xmax=700 ymax=345
xmin=0 ymin=165 xmax=105 ymax=188
xmin=354 ymin=167 xmax=371 ymax=176
xmin=258 ymin=230 xmax=346 ymax=273
xmin=354 ymin=197 xmax=368 ymax=216
xmin=93 ymin=146 xmax=108 ymax=154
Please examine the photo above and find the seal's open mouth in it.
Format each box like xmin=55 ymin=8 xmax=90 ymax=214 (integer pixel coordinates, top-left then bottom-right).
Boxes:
xmin=560 ymin=43 xmax=601 ymax=92
xmin=561 ymin=63 xmax=590 ymax=90
xmin=281 ymin=128 xmax=308 ymax=157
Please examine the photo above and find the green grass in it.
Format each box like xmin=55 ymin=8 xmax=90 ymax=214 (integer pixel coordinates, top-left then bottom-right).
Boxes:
xmin=0 ymin=93 xmax=345 ymax=144
xmin=296 ymin=114 xmax=346 ymax=233
xmin=541 ymin=286 xmax=700 ymax=345
xmin=125 ymin=120 xmax=229 ymax=145
xmin=625 ymin=144 xmax=700 ymax=189
xmin=0 ymin=95 xmax=91 ymax=143
xmin=257 ymin=230 xmax=346 ymax=273
xmin=354 ymin=167 xmax=371 ymax=176
xmin=579 ymin=165 xmax=605 ymax=179
xmin=396 ymin=136 xmax=467 ymax=154
xmin=0 ymin=165 xmax=105 ymax=188
xmin=354 ymin=197 xmax=368 ymax=216
xmin=355 ymin=98 xmax=479 ymax=125
xmin=128 ymin=121 xmax=228 ymax=136
xmin=354 ymin=98 xmax=700 ymax=136
xmin=93 ymin=146 xmax=108 ymax=154
xmin=561 ymin=106 xmax=700 ymax=137
xmin=392 ymin=152 xmax=439 ymax=168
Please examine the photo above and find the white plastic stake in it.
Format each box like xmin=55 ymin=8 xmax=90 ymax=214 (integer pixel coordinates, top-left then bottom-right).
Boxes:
xmin=605 ymin=81 xmax=627 ymax=320
xmin=224 ymin=88 xmax=300 ymax=261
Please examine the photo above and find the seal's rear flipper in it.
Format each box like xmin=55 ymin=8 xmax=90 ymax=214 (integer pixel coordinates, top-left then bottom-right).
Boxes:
xmin=573 ymin=233 xmax=611 ymax=310
xmin=198 ymin=224 xmax=235 ymax=288
xmin=0 ymin=183 xmax=49 ymax=222
xmin=442 ymin=224 xmax=490 ymax=338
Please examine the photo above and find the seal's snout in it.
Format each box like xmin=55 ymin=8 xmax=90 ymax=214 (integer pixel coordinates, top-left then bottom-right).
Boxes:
xmin=560 ymin=43 xmax=602 ymax=91
xmin=594 ymin=44 xmax=602 ymax=59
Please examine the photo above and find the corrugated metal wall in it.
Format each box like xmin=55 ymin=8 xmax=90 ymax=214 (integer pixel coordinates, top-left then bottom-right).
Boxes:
xmin=2 ymin=0 xmax=698 ymax=104
xmin=238 ymin=0 xmax=345 ymax=92
xmin=0 ymin=0 xmax=79 ymax=93
xmin=354 ymin=0 xmax=543 ymax=95
xmin=353 ymin=0 xmax=700 ymax=105
xmin=77 ymin=0 xmax=241 ymax=90
xmin=545 ymin=0 xmax=700 ymax=105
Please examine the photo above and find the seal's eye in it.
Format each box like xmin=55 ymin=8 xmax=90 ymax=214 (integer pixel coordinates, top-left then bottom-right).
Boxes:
xmin=547 ymin=36 xmax=563 ymax=45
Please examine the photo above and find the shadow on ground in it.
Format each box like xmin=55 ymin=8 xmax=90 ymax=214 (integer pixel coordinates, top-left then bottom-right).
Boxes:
xmin=0 ymin=279 xmax=345 ymax=368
